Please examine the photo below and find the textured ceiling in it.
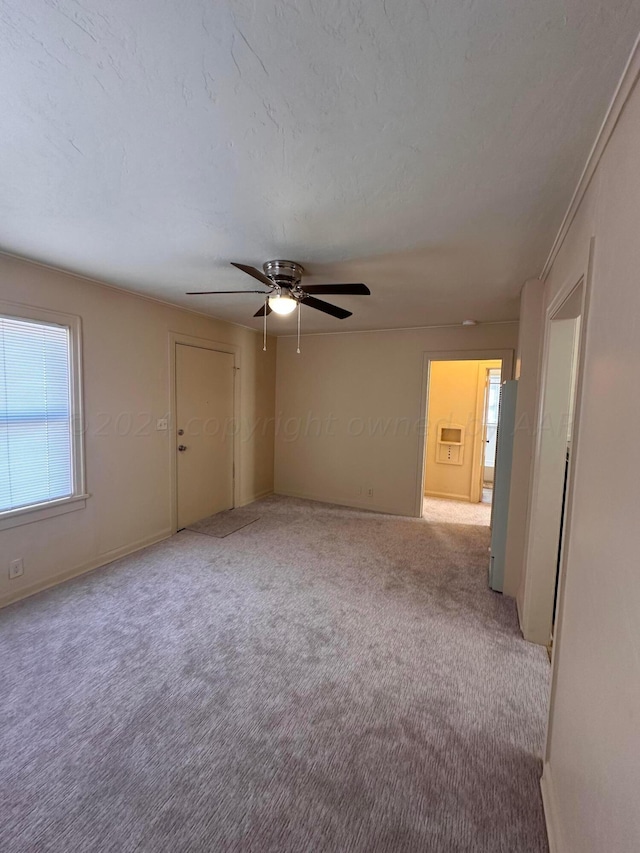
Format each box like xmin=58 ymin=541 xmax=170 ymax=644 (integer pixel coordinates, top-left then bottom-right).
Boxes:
xmin=1 ymin=0 xmax=639 ymax=333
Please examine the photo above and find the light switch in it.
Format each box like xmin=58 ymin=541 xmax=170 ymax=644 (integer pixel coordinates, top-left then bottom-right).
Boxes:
xmin=156 ymin=418 xmax=168 ymax=431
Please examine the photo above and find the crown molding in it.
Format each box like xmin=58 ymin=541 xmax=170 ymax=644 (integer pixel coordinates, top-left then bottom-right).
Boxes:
xmin=279 ymin=319 xmax=519 ymax=339
xmin=540 ymin=33 xmax=640 ymax=281
xmin=0 ymin=248 xmax=263 ymax=337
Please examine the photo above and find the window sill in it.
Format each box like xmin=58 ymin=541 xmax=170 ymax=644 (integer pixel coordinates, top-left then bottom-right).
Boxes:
xmin=0 ymin=494 xmax=90 ymax=531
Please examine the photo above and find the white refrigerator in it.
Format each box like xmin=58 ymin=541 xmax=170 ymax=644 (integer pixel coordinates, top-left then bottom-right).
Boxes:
xmin=489 ymin=379 xmax=518 ymax=592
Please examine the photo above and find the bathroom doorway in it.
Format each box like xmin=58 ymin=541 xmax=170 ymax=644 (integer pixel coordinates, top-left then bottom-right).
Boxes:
xmin=422 ymin=357 xmax=503 ymax=525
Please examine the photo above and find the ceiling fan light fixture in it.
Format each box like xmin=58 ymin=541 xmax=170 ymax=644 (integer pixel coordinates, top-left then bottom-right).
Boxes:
xmin=268 ymin=293 xmax=297 ymax=315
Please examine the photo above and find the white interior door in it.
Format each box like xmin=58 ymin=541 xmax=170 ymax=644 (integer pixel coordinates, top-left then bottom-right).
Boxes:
xmin=176 ymin=344 xmax=234 ymax=528
xmin=482 ymin=367 xmax=502 ymax=485
xmin=471 ymin=360 xmax=502 ymax=503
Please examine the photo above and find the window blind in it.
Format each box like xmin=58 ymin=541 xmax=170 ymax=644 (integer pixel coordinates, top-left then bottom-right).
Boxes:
xmin=0 ymin=316 xmax=73 ymax=513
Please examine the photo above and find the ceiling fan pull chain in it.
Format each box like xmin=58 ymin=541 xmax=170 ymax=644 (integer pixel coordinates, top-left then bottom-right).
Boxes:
xmin=297 ymin=302 xmax=301 ymax=354
xmin=263 ymin=296 xmax=268 ymax=351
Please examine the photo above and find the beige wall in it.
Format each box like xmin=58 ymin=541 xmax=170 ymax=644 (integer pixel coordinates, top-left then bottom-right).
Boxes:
xmin=503 ymin=279 xmax=545 ymax=598
xmin=424 ymin=359 xmax=499 ymax=501
xmin=0 ymin=254 xmax=276 ymax=607
xmin=275 ymin=324 xmax=517 ymax=516
xmin=525 ymin=60 xmax=640 ymax=853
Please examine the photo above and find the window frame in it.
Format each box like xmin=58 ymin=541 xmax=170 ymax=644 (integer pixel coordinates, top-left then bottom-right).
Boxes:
xmin=0 ymin=300 xmax=88 ymax=530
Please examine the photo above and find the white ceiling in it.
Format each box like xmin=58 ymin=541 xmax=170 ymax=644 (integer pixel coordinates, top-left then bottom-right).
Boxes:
xmin=1 ymin=1 xmax=639 ymax=333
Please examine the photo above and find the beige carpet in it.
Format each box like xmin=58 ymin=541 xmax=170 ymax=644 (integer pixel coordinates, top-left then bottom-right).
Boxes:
xmin=0 ymin=495 xmax=549 ymax=852
xmin=423 ymin=494 xmax=492 ymax=526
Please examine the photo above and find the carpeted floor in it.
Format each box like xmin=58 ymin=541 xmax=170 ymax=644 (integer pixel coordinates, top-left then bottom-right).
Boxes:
xmin=423 ymin=495 xmax=492 ymax=526
xmin=186 ymin=508 xmax=261 ymax=538
xmin=0 ymin=495 xmax=549 ymax=853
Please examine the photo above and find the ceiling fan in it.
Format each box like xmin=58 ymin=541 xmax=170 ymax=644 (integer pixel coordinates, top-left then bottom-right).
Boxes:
xmin=186 ymin=260 xmax=370 ymax=319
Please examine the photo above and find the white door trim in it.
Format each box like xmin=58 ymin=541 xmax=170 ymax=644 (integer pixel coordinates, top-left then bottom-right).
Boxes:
xmin=169 ymin=332 xmax=241 ymax=534
xmin=519 ymin=242 xmax=594 ymax=648
xmin=541 ymin=240 xmax=594 ymax=766
xmin=415 ymin=348 xmax=514 ymax=518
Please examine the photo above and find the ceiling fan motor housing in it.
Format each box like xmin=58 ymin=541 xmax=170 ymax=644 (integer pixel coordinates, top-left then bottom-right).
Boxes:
xmin=263 ymin=260 xmax=305 ymax=291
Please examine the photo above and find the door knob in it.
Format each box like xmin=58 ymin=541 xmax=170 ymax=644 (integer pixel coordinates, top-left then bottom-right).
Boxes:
xmin=178 ymin=445 xmax=188 ymax=452
xmin=177 ymin=428 xmax=184 ymax=436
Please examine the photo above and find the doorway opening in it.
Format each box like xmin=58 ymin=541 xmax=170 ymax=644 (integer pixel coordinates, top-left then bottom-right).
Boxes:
xmin=519 ymin=278 xmax=585 ymax=648
xmin=422 ymin=358 xmax=503 ymax=527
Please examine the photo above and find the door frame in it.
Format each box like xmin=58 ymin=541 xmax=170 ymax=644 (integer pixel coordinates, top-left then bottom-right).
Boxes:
xmin=415 ymin=349 xmax=514 ymax=517
xmin=519 ymin=240 xmax=593 ymax=651
xmin=533 ymin=241 xmax=593 ymax=771
xmin=518 ymin=282 xmax=585 ymax=644
xmin=169 ymin=332 xmax=241 ymax=534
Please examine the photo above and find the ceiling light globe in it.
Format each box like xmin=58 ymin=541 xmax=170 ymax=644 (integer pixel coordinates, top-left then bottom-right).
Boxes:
xmin=268 ymin=294 xmax=297 ymax=315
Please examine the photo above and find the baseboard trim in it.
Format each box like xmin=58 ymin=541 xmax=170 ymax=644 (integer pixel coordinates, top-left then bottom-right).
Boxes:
xmin=540 ymin=764 xmax=563 ymax=853
xmin=0 ymin=528 xmax=173 ymax=609
xmin=274 ymin=488 xmax=412 ymax=517
xmin=236 ymin=489 xmax=273 ymax=508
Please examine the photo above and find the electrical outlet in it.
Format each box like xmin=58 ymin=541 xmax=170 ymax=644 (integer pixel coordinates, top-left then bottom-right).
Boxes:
xmin=367 ymin=487 xmax=374 ymax=497
xmin=9 ymin=558 xmax=24 ymax=580
xmin=156 ymin=418 xmax=168 ymax=431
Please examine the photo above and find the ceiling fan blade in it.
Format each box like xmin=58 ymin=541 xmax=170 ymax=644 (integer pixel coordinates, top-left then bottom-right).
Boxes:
xmin=186 ymin=289 xmax=269 ymax=295
xmin=230 ymin=262 xmax=274 ymax=288
xmin=301 ymin=295 xmax=352 ymax=319
xmin=254 ymin=303 xmax=272 ymax=317
xmin=301 ymin=283 xmax=370 ymax=295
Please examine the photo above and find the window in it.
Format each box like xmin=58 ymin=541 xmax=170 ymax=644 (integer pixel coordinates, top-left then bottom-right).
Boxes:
xmin=0 ymin=305 xmax=87 ymax=529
